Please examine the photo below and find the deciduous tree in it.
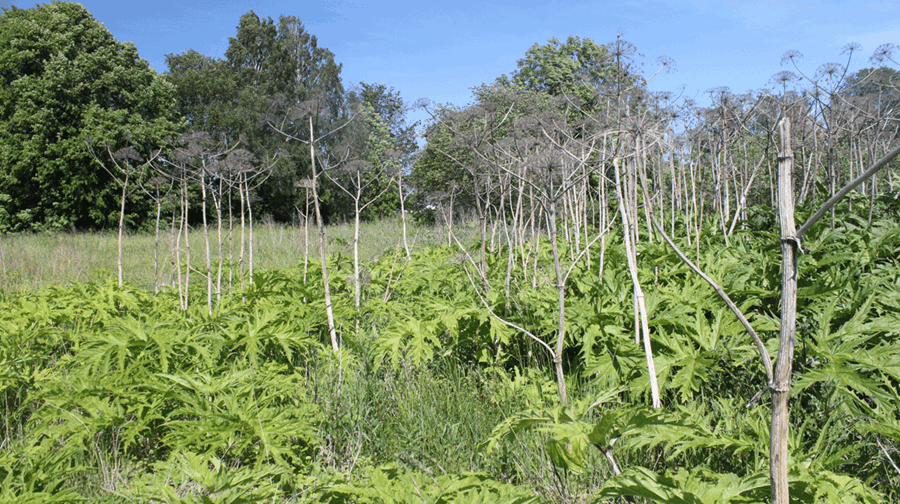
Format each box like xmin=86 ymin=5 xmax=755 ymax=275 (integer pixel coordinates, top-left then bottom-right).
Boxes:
xmin=0 ymin=1 xmax=181 ymax=232
xmin=226 ymin=11 xmax=345 ymax=221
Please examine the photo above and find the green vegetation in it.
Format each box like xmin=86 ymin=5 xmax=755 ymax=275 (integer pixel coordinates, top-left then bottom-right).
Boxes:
xmin=0 ymin=209 xmax=898 ymax=502
xmin=2 ymin=2 xmax=900 ymax=503
xmin=0 ymin=2 xmax=181 ymax=232
xmin=0 ymin=218 xmax=470 ymax=292
xmin=0 ymin=3 xmax=416 ymax=233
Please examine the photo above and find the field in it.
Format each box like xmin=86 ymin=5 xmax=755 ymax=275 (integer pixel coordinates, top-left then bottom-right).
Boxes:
xmin=0 ymin=218 xmax=464 ymax=292
xmin=1 ymin=213 xmax=899 ymax=503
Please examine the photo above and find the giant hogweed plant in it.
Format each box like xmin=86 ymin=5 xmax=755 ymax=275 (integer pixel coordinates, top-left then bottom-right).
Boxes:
xmin=597 ymin=219 xmax=897 ymax=502
xmin=363 ymin=237 xmax=586 ymax=373
xmin=0 ymin=264 xmax=544 ymax=502
xmin=366 ymin=246 xmax=499 ymax=368
xmin=321 ymin=464 xmax=545 ymax=504
xmin=467 ymin=217 xmax=898 ymax=503
xmin=789 ymin=217 xmax=900 ymax=495
xmin=1 ymin=212 xmax=898 ymax=502
xmin=0 ymin=277 xmax=331 ymax=501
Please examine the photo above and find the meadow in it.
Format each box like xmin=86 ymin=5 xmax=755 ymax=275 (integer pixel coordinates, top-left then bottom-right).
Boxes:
xmin=1 ymin=213 xmax=899 ymax=503
xmin=0 ymin=217 xmax=470 ymax=292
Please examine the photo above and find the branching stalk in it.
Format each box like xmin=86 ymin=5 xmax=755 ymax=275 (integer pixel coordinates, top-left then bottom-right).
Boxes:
xmin=650 ymin=216 xmax=773 ymax=387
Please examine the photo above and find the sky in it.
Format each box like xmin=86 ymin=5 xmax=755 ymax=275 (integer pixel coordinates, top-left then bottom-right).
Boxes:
xmin=6 ymin=0 xmax=900 ymax=126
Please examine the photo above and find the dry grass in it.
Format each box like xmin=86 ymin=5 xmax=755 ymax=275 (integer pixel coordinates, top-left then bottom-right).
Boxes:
xmin=0 ymin=217 xmax=479 ymax=292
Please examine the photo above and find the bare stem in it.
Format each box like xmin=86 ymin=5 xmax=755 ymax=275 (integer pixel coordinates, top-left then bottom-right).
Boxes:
xmin=797 ymin=142 xmax=900 ymax=239
xmin=650 ymin=216 xmax=773 ymax=387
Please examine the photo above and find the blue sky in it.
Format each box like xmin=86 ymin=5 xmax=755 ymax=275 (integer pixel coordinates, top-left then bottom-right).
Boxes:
xmin=8 ymin=0 xmax=900 ymax=124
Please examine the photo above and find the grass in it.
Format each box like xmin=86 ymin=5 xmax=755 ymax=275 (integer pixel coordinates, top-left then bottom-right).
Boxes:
xmin=0 ymin=216 xmax=478 ymax=292
xmin=306 ymin=347 xmax=617 ymax=503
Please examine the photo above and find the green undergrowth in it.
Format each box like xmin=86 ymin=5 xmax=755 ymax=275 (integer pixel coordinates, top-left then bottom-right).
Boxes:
xmin=1 ymin=212 xmax=899 ymax=502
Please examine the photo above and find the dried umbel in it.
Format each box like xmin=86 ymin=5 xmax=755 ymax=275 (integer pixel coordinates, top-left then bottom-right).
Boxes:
xmin=146 ymin=176 xmax=169 ymax=189
xmin=870 ymin=42 xmax=897 ymax=64
xmin=528 ymin=149 xmax=565 ymax=171
xmin=336 ymin=159 xmax=371 ymax=177
xmin=224 ymin=149 xmax=258 ymax=175
xmin=780 ymin=49 xmax=803 ymax=66
xmin=114 ymin=146 xmax=143 ymax=163
xmin=769 ymin=71 xmax=800 ymax=93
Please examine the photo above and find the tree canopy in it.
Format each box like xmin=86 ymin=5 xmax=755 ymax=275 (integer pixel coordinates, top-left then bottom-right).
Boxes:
xmin=0 ymin=1 xmax=181 ymax=232
xmin=502 ymin=36 xmax=612 ymax=97
xmin=231 ymin=11 xmax=346 ymax=221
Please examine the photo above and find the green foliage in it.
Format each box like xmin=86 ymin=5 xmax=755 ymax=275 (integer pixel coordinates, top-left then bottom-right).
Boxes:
xmin=326 ymin=101 xmax=403 ymax=220
xmin=225 ymin=11 xmax=346 ymax=222
xmin=163 ymin=9 xmax=362 ymax=224
xmin=0 ymin=435 xmax=86 ymax=503
xmin=1 ymin=212 xmax=899 ymax=501
xmin=841 ymin=66 xmax=900 ymax=116
xmin=410 ymin=114 xmax=475 ymax=213
xmin=598 ymin=466 xmax=770 ymax=504
xmin=599 ymin=464 xmax=883 ymax=503
xmin=466 ymin=215 xmax=899 ymax=501
xmin=496 ymin=36 xmax=616 ymax=110
xmin=369 ymin=247 xmax=488 ymax=368
xmin=129 ymin=452 xmax=284 ymax=504
xmin=0 ymin=1 xmax=181 ymax=231
xmin=322 ymin=465 xmax=544 ymax=504
xmin=0 ymin=277 xmax=325 ymax=500
xmin=165 ymin=49 xmax=253 ymax=139
xmin=357 ymin=82 xmax=418 ymax=159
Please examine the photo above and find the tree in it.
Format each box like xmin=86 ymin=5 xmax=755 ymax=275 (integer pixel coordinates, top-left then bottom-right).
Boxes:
xmin=501 ymin=36 xmax=612 ymax=99
xmin=225 ymin=11 xmax=346 ymax=222
xmin=413 ymin=35 xmax=649 ymax=226
xmin=357 ymin=82 xmax=418 ymax=157
xmin=353 ymin=83 xmax=418 ymax=257
xmin=842 ymin=66 xmax=900 ymax=105
xmin=412 ymin=106 xmax=476 ymax=217
xmin=165 ymin=11 xmax=348 ymax=224
xmin=494 ymin=35 xmax=644 ymax=115
xmin=165 ymin=50 xmax=252 ymax=141
xmin=0 ymin=1 xmax=181 ymax=232
xmin=333 ymin=83 xmax=417 ymax=220
xmin=165 ymin=49 xmax=267 ymax=232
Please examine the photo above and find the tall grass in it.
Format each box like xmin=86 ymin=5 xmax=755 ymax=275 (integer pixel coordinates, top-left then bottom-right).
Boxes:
xmin=0 ymin=217 xmax=477 ymax=292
